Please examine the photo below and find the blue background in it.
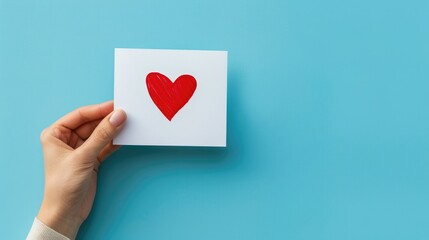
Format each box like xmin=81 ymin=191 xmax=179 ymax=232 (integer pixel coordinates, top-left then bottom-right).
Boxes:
xmin=1 ymin=0 xmax=428 ymax=239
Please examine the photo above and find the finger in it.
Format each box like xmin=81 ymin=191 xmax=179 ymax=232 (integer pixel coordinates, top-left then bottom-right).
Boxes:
xmin=74 ymin=119 xmax=102 ymax=140
xmin=55 ymin=101 xmax=113 ymax=130
xmin=40 ymin=126 xmax=74 ymax=151
xmin=75 ymin=137 xmax=85 ymax=149
xmin=98 ymin=143 xmax=121 ymax=163
xmin=68 ymin=131 xmax=82 ymax=148
xmin=80 ymin=109 xmax=127 ymax=156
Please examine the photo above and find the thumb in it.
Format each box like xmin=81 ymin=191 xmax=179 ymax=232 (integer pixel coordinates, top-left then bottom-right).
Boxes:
xmin=81 ymin=109 xmax=127 ymax=156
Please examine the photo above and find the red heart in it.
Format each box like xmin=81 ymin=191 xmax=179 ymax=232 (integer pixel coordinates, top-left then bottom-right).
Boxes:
xmin=146 ymin=72 xmax=197 ymax=121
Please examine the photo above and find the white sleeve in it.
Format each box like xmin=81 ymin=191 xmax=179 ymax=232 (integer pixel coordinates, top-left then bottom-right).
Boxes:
xmin=26 ymin=218 xmax=70 ymax=240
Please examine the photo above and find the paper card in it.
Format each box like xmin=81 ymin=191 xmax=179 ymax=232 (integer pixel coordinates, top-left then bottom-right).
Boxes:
xmin=113 ymin=48 xmax=228 ymax=147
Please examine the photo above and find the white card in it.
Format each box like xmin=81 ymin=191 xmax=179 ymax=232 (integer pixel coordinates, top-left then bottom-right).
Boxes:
xmin=113 ymin=48 xmax=228 ymax=147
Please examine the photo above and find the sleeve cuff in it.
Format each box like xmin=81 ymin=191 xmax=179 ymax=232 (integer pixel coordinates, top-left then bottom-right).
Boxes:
xmin=26 ymin=217 xmax=70 ymax=240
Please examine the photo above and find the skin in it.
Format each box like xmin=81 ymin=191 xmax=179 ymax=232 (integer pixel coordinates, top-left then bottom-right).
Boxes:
xmin=37 ymin=101 xmax=127 ymax=239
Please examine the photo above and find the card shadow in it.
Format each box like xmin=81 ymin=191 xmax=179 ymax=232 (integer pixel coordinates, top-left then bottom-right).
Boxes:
xmin=77 ymin=68 xmax=247 ymax=239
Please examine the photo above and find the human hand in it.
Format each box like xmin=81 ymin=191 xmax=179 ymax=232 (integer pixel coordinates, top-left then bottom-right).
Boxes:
xmin=37 ymin=101 xmax=126 ymax=239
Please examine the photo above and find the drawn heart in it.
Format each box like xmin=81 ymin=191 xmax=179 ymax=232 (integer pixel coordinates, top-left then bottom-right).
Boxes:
xmin=146 ymin=72 xmax=197 ymax=121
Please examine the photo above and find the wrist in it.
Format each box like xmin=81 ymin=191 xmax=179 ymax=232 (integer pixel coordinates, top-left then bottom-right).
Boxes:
xmin=37 ymin=202 xmax=82 ymax=239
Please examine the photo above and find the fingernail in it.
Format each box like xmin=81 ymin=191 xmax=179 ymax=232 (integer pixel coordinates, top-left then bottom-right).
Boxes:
xmin=109 ymin=109 xmax=127 ymax=127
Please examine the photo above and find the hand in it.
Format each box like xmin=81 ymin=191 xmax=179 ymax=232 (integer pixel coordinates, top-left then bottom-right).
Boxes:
xmin=37 ymin=101 xmax=127 ymax=239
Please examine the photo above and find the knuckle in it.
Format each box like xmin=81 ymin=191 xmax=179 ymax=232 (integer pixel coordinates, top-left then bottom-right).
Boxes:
xmin=77 ymin=109 xmax=90 ymax=122
xmin=39 ymin=128 xmax=49 ymax=143
xmin=40 ymin=126 xmax=62 ymax=144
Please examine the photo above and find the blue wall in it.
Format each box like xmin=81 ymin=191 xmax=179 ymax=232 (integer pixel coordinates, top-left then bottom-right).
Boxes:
xmin=1 ymin=0 xmax=428 ymax=239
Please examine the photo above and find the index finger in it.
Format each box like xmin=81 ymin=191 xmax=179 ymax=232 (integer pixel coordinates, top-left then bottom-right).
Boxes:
xmin=55 ymin=101 xmax=114 ymax=130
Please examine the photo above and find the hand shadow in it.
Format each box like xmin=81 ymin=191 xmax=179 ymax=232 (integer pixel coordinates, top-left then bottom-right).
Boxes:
xmin=77 ymin=68 xmax=247 ymax=239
